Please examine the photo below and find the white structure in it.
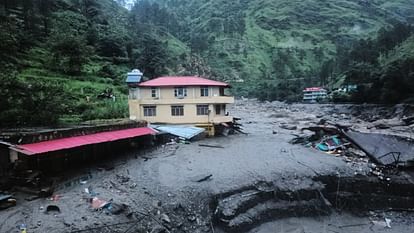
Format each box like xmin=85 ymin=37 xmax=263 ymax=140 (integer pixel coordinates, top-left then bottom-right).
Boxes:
xmin=303 ymin=87 xmax=328 ymax=103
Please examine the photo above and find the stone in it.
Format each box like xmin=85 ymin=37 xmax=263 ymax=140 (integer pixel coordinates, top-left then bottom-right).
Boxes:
xmin=161 ymin=213 xmax=171 ymax=224
xmin=150 ymin=226 xmax=166 ymax=233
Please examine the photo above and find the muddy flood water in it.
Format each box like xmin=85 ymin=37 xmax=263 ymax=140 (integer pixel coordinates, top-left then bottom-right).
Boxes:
xmin=1 ymin=99 xmax=414 ymax=233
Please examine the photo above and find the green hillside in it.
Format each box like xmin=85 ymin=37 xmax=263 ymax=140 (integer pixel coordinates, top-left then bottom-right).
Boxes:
xmin=0 ymin=0 xmax=192 ymax=127
xmin=342 ymin=33 xmax=414 ymax=104
xmin=150 ymin=0 xmax=414 ymax=98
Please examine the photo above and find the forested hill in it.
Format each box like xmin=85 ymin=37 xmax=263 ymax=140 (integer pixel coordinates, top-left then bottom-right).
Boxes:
xmin=1 ymin=0 xmax=414 ymax=127
xmin=0 ymin=0 xmax=199 ymax=127
xmin=139 ymin=0 xmax=414 ymax=100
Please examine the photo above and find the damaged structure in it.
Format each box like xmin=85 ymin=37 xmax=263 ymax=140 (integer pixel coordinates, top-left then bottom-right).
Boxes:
xmin=343 ymin=131 xmax=414 ymax=167
xmin=0 ymin=121 xmax=156 ymax=173
xmin=1 ymin=98 xmax=414 ymax=232
xmin=126 ymin=70 xmax=235 ymax=135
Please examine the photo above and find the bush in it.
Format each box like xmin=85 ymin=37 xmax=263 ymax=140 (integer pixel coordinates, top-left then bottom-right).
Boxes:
xmin=81 ymin=99 xmax=128 ymax=121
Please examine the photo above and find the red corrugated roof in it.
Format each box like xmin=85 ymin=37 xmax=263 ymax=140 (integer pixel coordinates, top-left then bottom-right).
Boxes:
xmin=304 ymin=87 xmax=326 ymax=91
xmin=138 ymin=76 xmax=229 ymax=87
xmin=14 ymin=127 xmax=156 ymax=155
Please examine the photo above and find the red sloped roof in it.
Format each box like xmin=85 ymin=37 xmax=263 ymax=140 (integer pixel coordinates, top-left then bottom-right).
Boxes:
xmin=304 ymin=87 xmax=326 ymax=91
xmin=14 ymin=127 xmax=156 ymax=155
xmin=138 ymin=76 xmax=229 ymax=87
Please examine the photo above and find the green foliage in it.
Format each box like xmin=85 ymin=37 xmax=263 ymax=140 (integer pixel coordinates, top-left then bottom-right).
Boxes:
xmin=130 ymin=0 xmax=181 ymax=37
xmin=81 ymin=99 xmax=128 ymax=121
xmin=49 ymin=36 xmax=91 ymax=75
xmin=149 ymin=0 xmax=414 ymax=100
xmin=342 ymin=25 xmax=414 ymax=104
xmin=0 ymin=16 xmax=20 ymax=68
xmin=0 ymin=0 xmax=167 ymax=127
xmin=98 ymin=34 xmax=126 ymax=57
xmin=332 ymin=91 xmax=351 ymax=103
xmin=0 ymin=71 xmax=66 ymax=127
xmin=134 ymin=35 xmax=169 ymax=79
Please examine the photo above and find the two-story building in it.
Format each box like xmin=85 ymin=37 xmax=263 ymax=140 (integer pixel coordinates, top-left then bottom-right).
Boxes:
xmin=126 ymin=70 xmax=235 ymax=127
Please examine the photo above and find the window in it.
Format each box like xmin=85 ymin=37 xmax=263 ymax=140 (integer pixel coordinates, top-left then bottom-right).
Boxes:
xmin=215 ymin=105 xmax=221 ymax=115
xmin=143 ymin=106 xmax=156 ymax=117
xmin=215 ymin=104 xmax=226 ymax=115
xmin=151 ymin=87 xmax=158 ymax=98
xmin=174 ymin=87 xmax=187 ymax=98
xmin=219 ymin=87 xmax=225 ymax=96
xmin=197 ymin=105 xmax=209 ymax=115
xmin=171 ymin=105 xmax=184 ymax=116
xmin=200 ymin=86 xmax=209 ymax=97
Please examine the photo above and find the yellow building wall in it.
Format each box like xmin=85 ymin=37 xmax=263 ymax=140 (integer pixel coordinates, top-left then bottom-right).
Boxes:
xmin=128 ymin=99 xmax=140 ymax=121
xmin=139 ymin=86 xmax=222 ymax=100
xmin=128 ymin=86 xmax=234 ymax=124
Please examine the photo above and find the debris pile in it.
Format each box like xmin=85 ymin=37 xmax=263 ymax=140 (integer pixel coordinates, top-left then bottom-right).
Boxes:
xmin=290 ymin=125 xmax=368 ymax=164
xmin=291 ymin=122 xmax=414 ymax=181
xmin=0 ymin=193 xmax=16 ymax=210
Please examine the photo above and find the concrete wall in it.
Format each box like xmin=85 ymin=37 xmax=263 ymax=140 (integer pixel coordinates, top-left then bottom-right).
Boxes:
xmin=128 ymin=86 xmax=234 ymax=124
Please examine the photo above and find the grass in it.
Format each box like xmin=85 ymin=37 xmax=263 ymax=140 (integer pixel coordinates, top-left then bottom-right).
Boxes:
xmin=18 ymin=46 xmax=131 ymax=125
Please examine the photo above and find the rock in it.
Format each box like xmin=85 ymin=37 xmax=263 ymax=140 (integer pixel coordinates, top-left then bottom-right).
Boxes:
xmin=161 ymin=213 xmax=171 ymax=224
xmin=316 ymin=119 xmax=327 ymax=125
xmin=346 ymin=148 xmax=366 ymax=157
xmin=173 ymin=202 xmax=185 ymax=212
xmin=63 ymin=221 xmax=71 ymax=227
xmin=402 ymin=116 xmax=414 ymax=125
xmin=375 ymin=123 xmax=391 ymax=129
xmin=116 ymin=174 xmax=130 ymax=183
xmin=150 ymin=226 xmax=167 ymax=233
xmin=153 ymin=200 xmax=162 ymax=208
xmin=109 ymin=203 xmax=127 ymax=215
xmin=175 ymin=221 xmax=183 ymax=228
xmin=279 ymin=124 xmax=297 ymax=130
xmin=187 ymin=215 xmax=196 ymax=222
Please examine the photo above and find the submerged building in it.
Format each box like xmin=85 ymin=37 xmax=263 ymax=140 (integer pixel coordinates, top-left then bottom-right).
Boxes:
xmin=126 ymin=70 xmax=235 ymax=126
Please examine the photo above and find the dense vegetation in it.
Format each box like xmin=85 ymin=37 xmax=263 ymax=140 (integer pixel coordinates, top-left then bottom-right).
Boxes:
xmin=0 ymin=0 xmax=413 ymax=127
xmin=0 ymin=0 xmax=192 ymax=127
xmin=341 ymin=25 xmax=414 ymax=103
xmin=142 ymin=0 xmax=414 ymax=101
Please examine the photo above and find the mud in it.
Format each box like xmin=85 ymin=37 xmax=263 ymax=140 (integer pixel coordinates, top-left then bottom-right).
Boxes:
xmin=1 ymin=99 xmax=414 ymax=233
xmin=213 ymin=174 xmax=414 ymax=232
